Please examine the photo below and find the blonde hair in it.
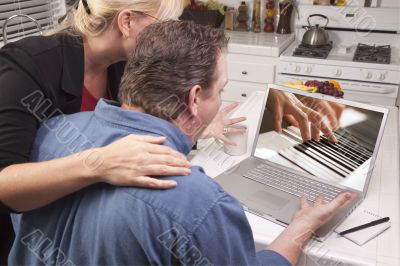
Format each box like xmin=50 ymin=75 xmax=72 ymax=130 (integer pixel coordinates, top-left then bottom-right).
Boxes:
xmin=47 ymin=0 xmax=183 ymax=36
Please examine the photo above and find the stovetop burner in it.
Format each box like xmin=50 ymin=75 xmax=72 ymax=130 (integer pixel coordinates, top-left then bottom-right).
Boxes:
xmin=353 ymin=43 xmax=391 ymax=64
xmin=292 ymin=42 xmax=333 ymax=59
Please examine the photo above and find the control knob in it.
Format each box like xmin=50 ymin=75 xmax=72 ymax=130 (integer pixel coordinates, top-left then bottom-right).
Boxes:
xmin=377 ymin=73 xmax=386 ymax=81
xmin=292 ymin=64 xmax=301 ymax=73
xmin=364 ymin=72 xmax=373 ymax=80
xmin=332 ymin=68 xmax=342 ymax=77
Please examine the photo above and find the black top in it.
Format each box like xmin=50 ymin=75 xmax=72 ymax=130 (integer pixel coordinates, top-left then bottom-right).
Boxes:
xmin=0 ymin=33 xmax=125 ymax=212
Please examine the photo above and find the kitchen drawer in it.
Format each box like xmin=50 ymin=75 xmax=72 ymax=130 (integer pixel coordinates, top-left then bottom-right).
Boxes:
xmin=227 ymin=53 xmax=278 ymax=84
xmin=222 ymin=81 xmax=267 ymax=103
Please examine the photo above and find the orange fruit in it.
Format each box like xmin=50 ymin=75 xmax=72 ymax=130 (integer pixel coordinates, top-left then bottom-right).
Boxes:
xmin=328 ymin=80 xmax=341 ymax=91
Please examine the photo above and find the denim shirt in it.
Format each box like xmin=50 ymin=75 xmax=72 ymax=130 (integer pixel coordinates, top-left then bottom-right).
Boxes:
xmin=9 ymin=99 xmax=290 ymax=266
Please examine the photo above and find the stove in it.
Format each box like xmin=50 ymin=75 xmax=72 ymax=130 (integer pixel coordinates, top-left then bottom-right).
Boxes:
xmin=277 ymin=5 xmax=400 ymax=107
xmin=353 ymin=43 xmax=391 ymax=64
xmin=293 ymin=42 xmax=333 ymax=59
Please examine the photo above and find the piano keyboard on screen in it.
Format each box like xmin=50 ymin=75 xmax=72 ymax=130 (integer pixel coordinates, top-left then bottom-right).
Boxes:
xmin=278 ymin=126 xmax=374 ymax=183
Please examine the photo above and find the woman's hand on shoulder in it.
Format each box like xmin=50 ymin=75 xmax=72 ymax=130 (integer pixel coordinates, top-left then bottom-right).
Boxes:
xmin=88 ymin=135 xmax=192 ymax=189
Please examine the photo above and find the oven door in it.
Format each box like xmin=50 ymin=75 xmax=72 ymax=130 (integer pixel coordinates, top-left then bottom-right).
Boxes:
xmin=276 ymin=73 xmax=399 ymax=107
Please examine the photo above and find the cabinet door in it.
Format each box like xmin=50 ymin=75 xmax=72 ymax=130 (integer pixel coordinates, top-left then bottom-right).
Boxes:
xmin=222 ymin=80 xmax=267 ymax=103
xmin=227 ymin=54 xmax=278 ymax=84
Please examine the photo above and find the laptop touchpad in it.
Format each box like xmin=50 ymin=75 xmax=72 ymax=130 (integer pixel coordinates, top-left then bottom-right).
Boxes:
xmin=247 ymin=190 xmax=289 ymax=210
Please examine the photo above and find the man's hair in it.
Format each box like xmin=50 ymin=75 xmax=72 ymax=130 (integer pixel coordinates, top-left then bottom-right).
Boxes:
xmin=118 ymin=20 xmax=228 ymax=120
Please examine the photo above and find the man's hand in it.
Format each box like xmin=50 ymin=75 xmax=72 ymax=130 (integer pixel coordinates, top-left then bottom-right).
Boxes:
xmin=267 ymin=90 xmax=337 ymax=143
xmin=292 ymin=192 xmax=357 ymax=233
xmin=267 ymin=192 xmax=357 ymax=265
xmin=200 ymin=102 xmax=246 ymax=145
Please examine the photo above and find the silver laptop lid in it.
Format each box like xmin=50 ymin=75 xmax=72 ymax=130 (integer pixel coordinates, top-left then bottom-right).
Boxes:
xmin=251 ymin=84 xmax=389 ymax=195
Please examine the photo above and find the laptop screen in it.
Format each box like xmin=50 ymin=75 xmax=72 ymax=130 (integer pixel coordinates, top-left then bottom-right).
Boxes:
xmin=254 ymin=87 xmax=386 ymax=191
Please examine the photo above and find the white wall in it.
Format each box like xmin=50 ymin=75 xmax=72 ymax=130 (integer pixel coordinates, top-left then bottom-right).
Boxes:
xmin=297 ymin=0 xmax=400 ymax=7
xmin=380 ymin=0 xmax=400 ymax=7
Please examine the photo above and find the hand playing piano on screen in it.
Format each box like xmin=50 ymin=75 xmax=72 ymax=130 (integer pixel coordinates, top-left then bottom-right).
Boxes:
xmin=200 ymin=102 xmax=247 ymax=145
xmin=296 ymin=97 xmax=345 ymax=130
xmin=267 ymin=90 xmax=337 ymax=143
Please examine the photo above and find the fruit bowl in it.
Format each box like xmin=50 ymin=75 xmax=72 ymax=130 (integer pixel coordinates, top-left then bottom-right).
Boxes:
xmin=283 ymin=80 xmax=344 ymax=98
xmin=306 ymin=80 xmax=344 ymax=97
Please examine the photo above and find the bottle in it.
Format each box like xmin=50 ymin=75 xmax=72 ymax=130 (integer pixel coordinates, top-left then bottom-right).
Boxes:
xmin=319 ymin=0 xmax=330 ymax=5
xmin=276 ymin=0 xmax=293 ymax=34
xmin=224 ymin=7 xmax=235 ymax=30
xmin=264 ymin=0 xmax=275 ymax=33
xmin=236 ymin=1 xmax=249 ymax=31
xmin=252 ymin=0 xmax=261 ymax=33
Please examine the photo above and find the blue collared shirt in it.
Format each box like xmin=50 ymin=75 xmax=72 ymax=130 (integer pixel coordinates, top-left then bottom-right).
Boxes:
xmin=10 ymin=99 xmax=290 ymax=266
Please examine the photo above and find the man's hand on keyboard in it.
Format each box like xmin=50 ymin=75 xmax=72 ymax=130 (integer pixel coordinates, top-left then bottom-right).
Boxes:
xmin=267 ymin=192 xmax=357 ymax=265
xmin=292 ymin=192 xmax=357 ymax=234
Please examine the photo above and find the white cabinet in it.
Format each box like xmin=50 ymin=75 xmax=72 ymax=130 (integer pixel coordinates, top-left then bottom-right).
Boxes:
xmin=221 ymin=32 xmax=294 ymax=105
xmin=223 ymin=81 xmax=266 ymax=103
xmin=227 ymin=53 xmax=277 ymax=84
xmin=223 ymin=53 xmax=279 ymax=104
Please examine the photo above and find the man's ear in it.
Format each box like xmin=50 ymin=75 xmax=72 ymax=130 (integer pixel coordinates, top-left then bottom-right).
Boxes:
xmin=117 ymin=10 xmax=134 ymax=38
xmin=187 ymin=85 xmax=202 ymax=116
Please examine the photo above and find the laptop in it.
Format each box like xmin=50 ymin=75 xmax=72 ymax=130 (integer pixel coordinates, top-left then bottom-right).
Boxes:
xmin=215 ymin=84 xmax=389 ymax=240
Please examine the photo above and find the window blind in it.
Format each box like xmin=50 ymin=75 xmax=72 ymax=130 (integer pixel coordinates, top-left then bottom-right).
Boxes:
xmin=0 ymin=0 xmax=66 ymax=46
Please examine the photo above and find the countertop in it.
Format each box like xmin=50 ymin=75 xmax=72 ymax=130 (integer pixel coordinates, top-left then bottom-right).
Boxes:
xmin=226 ymin=31 xmax=295 ymax=57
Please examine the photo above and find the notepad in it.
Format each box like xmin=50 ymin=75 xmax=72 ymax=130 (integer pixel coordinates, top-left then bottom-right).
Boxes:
xmin=335 ymin=209 xmax=391 ymax=246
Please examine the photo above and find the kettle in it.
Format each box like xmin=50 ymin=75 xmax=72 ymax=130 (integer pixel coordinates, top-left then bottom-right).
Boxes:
xmin=302 ymin=14 xmax=330 ymax=46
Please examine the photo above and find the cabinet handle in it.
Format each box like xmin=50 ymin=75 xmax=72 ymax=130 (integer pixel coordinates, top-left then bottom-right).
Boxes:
xmin=241 ymin=93 xmax=247 ymax=97
xmin=241 ymin=71 xmax=248 ymax=75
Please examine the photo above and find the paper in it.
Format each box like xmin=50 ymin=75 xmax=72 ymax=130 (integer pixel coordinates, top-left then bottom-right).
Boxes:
xmin=191 ymin=90 xmax=267 ymax=178
xmin=335 ymin=209 xmax=391 ymax=246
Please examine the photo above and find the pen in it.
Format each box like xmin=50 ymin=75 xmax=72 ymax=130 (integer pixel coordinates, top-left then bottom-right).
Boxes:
xmin=339 ymin=217 xmax=390 ymax=236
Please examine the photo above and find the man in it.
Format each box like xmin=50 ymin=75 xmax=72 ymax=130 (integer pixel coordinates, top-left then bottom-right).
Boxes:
xmin=10 ymin=21 xmax=355 ymax=265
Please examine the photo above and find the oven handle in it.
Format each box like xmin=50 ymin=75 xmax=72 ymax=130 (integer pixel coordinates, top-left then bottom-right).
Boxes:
xmin=276 ymin=75 xmax=397 ymax=94
xmin=342 ymin=84 xmax=396 ymax=94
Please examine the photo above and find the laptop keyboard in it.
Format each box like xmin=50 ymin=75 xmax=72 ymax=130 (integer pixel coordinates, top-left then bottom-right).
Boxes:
xmin=243 ymin=162 xmax=344 ymax=203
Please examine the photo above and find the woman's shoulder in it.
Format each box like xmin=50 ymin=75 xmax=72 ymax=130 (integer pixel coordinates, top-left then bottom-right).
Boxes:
xmin=0 ymin=31 xmax=85 ymax=95
xmin=1 ymin=32 xmax=83 ymax=57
